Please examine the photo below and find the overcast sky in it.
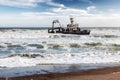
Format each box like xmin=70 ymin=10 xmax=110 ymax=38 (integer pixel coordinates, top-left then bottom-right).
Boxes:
xmin=0 ymin=0 xmax=120 ymax=27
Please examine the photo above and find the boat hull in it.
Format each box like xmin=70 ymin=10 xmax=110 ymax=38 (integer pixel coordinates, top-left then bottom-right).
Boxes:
xmin=48 ymin=27 xmax=90 ymax=35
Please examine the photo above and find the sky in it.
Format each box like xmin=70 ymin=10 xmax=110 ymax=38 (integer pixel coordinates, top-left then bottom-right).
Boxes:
xmin=0 ymin=0 xmax=120 ymax=27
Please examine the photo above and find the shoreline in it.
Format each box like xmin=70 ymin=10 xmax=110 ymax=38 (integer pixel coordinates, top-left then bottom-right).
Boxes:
xmin=1 ymin=66 xmax=120 ymax=80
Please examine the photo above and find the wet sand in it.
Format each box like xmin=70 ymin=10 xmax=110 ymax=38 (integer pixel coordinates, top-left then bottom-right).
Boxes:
xmin=0 ymin=66 xmax=120 ymax=80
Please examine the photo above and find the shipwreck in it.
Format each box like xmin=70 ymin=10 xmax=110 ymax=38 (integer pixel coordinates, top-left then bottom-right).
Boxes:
xmin=48 ymin=18 xmax=90 ymax=35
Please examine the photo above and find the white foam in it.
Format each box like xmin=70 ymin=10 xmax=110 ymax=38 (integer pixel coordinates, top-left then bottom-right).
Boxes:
xmin=0 ymin=51 xmax=120 ymax=68
xmin=0 ymin=29 xmax=119 ymax=65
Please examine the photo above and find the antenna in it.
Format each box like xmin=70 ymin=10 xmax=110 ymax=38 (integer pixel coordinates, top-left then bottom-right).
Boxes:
xmin=69 ymin=15 xmax=74 ymax=24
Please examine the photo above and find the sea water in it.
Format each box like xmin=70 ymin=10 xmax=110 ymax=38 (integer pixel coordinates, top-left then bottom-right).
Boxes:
xmin=0 ymin=27 xmax=120 ymax=77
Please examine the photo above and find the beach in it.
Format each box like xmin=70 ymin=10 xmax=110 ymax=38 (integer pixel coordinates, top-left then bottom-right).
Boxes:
xmin=0 ymin=66 xmax=120 ymax=80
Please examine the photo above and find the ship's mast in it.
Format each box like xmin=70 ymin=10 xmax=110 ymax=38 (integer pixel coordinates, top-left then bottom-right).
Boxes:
xmin=70 ymin=18 xmax=74 ymax=25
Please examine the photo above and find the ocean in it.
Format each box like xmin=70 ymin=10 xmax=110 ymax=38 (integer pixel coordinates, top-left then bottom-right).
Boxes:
xmin=0 ymin=27 xmax=119 ymax=77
